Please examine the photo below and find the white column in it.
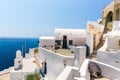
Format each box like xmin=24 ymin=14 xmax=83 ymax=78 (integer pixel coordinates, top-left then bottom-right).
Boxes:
xmin=74 ymin=46 xmax=86 ymax=67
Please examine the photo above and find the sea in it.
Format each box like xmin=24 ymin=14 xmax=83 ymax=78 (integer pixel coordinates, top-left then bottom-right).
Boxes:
xmin=0 ymin=38 xmax=39 ymax=71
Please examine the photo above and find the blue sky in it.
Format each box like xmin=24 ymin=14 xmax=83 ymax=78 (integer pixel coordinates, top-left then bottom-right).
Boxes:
xmin=0 ymin=0 xmax=112 ymax=38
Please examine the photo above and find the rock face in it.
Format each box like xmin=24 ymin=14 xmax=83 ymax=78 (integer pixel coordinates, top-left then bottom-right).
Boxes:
xmin=88 ymin=62 xmax=101 ymax=78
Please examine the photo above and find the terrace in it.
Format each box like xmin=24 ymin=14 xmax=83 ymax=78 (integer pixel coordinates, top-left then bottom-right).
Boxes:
xmin=53 ymin=49 xmax=74 ymax=56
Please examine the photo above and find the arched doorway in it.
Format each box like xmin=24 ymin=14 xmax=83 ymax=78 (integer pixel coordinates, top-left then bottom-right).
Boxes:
xmin=105 ymin=11 xmax=113 ymax=31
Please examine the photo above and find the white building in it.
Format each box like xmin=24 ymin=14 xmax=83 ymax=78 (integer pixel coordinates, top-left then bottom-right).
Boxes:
xmin=55 ymin=28 xmax=87 ymax=49
xmin=39 ymin=36 xmax=55 ymax=49
xmin=97 ymin=21 xmax=120 ymax=68
xmin=39 ymin=46 xmax=86 ymax=80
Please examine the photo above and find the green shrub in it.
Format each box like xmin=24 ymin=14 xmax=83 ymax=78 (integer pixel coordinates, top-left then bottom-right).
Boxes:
xmin=25 ymin=71 xmax=41 ymax=80
xmin=34 ymin=48 xmax=39 ymax=55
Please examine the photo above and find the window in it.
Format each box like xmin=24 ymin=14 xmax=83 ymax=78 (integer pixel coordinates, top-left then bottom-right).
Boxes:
xmin=69 ymin=40 xmax=73 ymax=45
xmin=55 ymin=40 xmax=61 ymax=46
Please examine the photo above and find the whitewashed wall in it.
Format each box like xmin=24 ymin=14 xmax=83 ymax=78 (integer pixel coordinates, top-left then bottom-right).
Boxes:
xmin=97 ymin=34 xmax=120 ymax=69
xmin=112 ymin=21 xmax=120 ymax=31
xmin=97 ymin=51 xmax=120 ymax=69
xmin=90 ymin=59 xmax=120 ymax=80
xmin=107 ymin=38 xmax=118 ymax=50
xmin=57 ymin=59 xmax=120 ymax=80
xmin=68 ymin=36 xmax=86 ymax=46
xmin=39 ymin=39 xmax=55 ymax=48
xmin=74 ymin=46 xmax=86 ymax=67
xmin=80 ymin=59 xmax=120 ymax=80
xmin=86 ymin=34 xmax=94 ymax=54
xmin=80 ymin=59 xmax=90 ymax=80
xmin=56 ymin=66 xmax=79 ymax=80
xmin=39 ymin=47 xmax=74 ymax=80
xmin=10 ymin=71 xmax=33 ymax=80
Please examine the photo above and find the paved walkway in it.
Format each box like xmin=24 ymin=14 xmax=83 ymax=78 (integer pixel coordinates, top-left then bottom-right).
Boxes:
xmin=0 ymin=73 xmax=10 ymax=80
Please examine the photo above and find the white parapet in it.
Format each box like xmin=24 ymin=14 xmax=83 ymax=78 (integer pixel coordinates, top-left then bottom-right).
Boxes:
xmin=80 ymin=59 xmax=120 ymax=80
xmin=74 ymin=46 xmax=86 ymax=67
xmin=80 ymin=59 xmax=90 ymax=80
xmin=39 ymin=47 xmax=74 ymax=80
xmin=112 ymin=21 xmax=120 ymax=31
xmin=56 ymin=66 xmax=79 ymax=80
xmin=86 ymin=34 xmax=94 ymax=54
xmin=10 ymin=58 xmax=39 ymax=80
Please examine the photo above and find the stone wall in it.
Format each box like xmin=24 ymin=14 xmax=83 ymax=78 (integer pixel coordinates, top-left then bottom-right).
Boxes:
xmin=86 ymin=21 xmax=104 ymax=50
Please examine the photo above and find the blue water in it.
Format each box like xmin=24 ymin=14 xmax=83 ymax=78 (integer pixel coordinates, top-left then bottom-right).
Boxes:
xmin=0 ymin=38 xmax=38 ymax=71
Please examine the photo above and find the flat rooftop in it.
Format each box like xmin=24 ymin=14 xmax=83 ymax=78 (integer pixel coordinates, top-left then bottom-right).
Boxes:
xmin=10 ymin=58 xmax=38 ymax=73
xmin=53 ymin=49 xmax=74 ymax=56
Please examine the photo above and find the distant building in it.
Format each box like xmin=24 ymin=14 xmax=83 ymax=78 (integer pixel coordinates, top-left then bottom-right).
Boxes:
xmin=39 ymin=28 xmax=87 ymax=49
xmin=55 ymin=28 xmax=86 ymax=49
xmin=39 ymin=36 xmax=55 ymax=50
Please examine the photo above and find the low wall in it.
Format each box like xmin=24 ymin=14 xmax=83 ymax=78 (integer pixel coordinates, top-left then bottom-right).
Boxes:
xmin=97 ymin=37 xmax=120 ymax=68
xmin=56 ymin=66 xmax=79 ymax=80
xmin=10 ymin=71 xmax=34 ymax=80
xmin=57 ymin=59 xmax=120 ymax=80
xmin=80 ymin=59 xmax=90 ymax=80
xmin=39 ymin=47 xmax=74 ymax=80
xmin=97 ymin=51 xmax=120 ymax=69
xmin=90 ymin=60 xmax=120 ymax=80
xmin=80 ymin=59 xmax=120 ymax=80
